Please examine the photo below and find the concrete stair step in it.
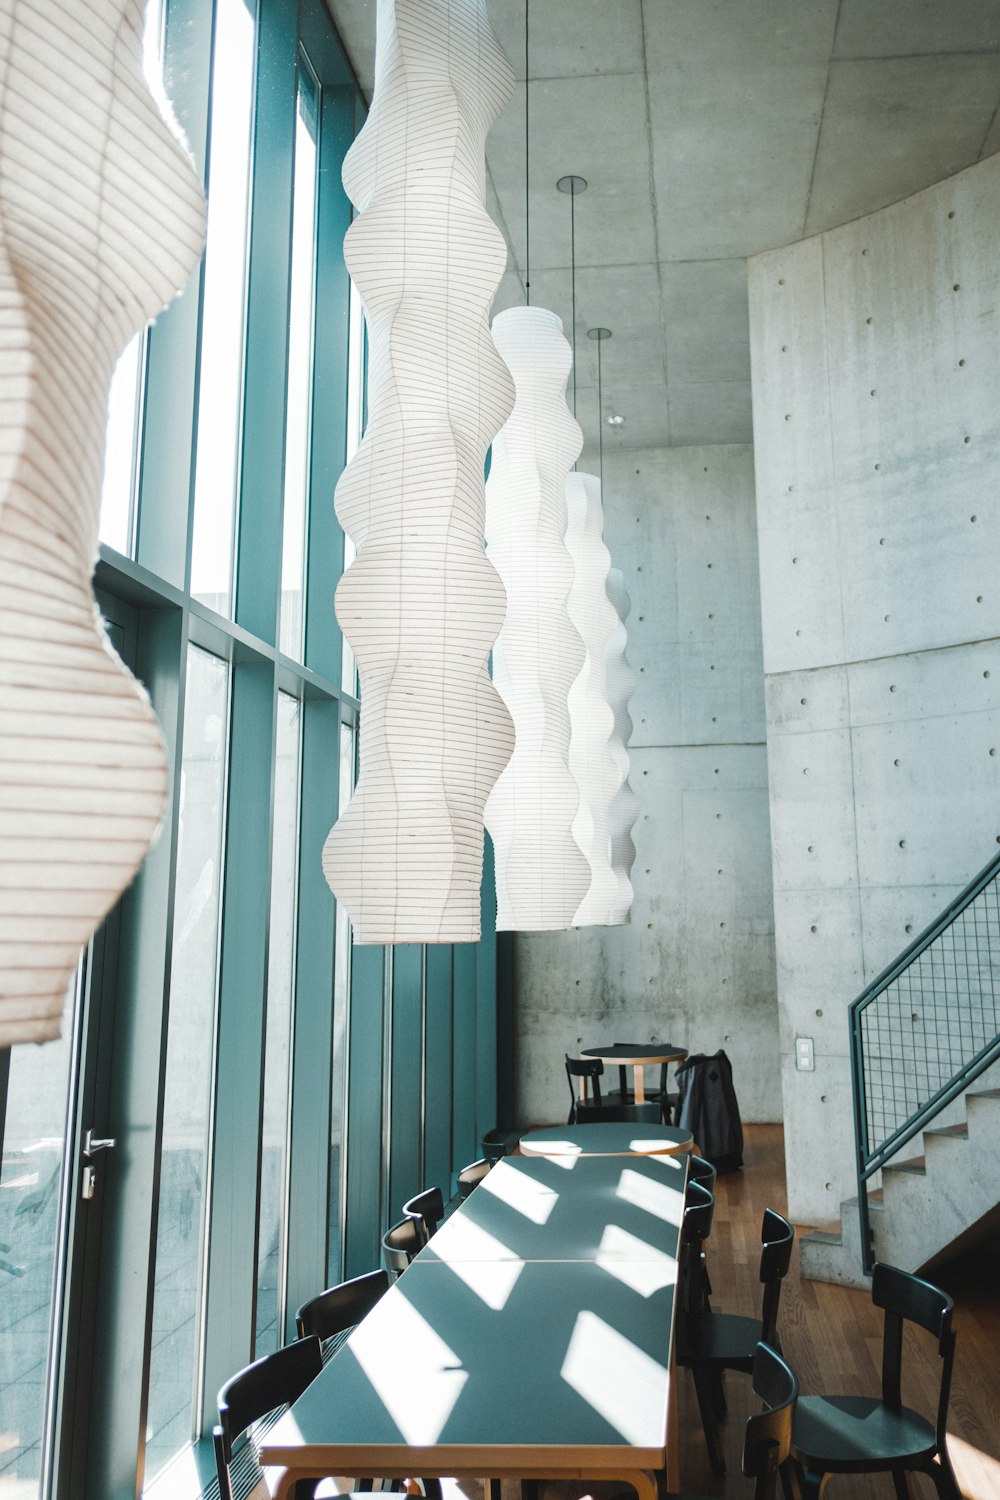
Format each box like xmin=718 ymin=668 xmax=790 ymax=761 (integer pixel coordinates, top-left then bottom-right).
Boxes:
xmin=883 ymin=1155 xmax=926 ymax=1174
xmin=924 ymin=1122 xmax=969 ymax=1140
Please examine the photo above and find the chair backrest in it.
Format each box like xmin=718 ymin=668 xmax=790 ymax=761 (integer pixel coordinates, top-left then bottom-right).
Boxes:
xmin=679 ymin=1178 xmax=715 ymax=1313
xmin=213 ymin=1335 xmax=322 ymax=1500
xmin=872 ymin=1261 xmax=956 ymax=1443
xmin=402 ymin=1186 xmax=445 ymax=1246
xmin=296 ymin=1269 xmax=389 ymax=1342
xmin=458 ymin=1158 xmax=491 ymax=1198
xmin=382 ymin=1216 xmax=423 ymax=1277
xmin=565 ymin=1053 xmax=604 ymax=1106
xmin=758 ymin=1208 xmax=795 ymax=1346
xmin=687 ymin=1154 xmax=718 ymax=1192
xmin=741 ymin=1342 xmax=799 ymax=1500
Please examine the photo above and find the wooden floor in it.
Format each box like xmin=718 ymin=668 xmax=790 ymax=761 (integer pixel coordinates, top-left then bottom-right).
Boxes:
xmin=673 ymin=1123 xmax=1000 ymax=1498
xmin=453 ymin=1123 xmax=1000 ymax=1500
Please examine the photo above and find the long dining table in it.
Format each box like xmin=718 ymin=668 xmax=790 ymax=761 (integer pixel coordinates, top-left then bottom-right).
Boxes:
xmin=260 ymin=1147 xmax=690 ymax=1500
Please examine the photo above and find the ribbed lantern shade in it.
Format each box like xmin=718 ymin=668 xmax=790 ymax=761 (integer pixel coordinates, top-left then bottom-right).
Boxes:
xmin=0 ymin=0 xmax=205 ymax=1045
xmin=323 ymin=0 xmax=516 ymax=944
xmin=485 ymin=307 xmax=588 ymax=931
xmin=565 ymin=472 xmax=623 ymax=927
xmin=605 ymin=568 xmax=640 ymax=923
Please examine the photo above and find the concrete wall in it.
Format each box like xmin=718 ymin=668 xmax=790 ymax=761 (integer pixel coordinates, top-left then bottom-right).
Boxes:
xmin=749 ymin=152 xmax=1000 ymax=1225
xmin=512 ymin=443 xmax=781 ymax=1128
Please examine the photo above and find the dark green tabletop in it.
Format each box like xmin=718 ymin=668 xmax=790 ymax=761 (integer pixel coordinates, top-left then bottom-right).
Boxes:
xmin=427 ymin=1151 xmax=687 ymax=1263
xmin=520 ymin=1123 xmax=693 ymax=1157
xmin=261 ymin=1259 xmax=674 ymax=1471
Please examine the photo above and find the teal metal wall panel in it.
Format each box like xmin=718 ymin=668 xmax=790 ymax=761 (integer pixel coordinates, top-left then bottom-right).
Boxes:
xmin=343 ymin=944 xmax=386 ymax=1278
xmin=82 ymin=607 xmax=186 ymax=1499
xmin=388 ymin=945 xmax=423 ymax=1217
xmin=234 ymin=0 xmax=296 ymax=643
xmin=284 ymin=695 xmax=339 ymax=1339
xmin=304 ymin=81 xmax=355 ymax=687
xmin=422 ymin=946 xmax=453 ymax=1202
xmin=475 ymin=835 xmax=499 ymax=1146
xmin=451 ymin=944 xmax=477 ymax=1190
xmin=201 ymin=656 xmax=276 ymax=1432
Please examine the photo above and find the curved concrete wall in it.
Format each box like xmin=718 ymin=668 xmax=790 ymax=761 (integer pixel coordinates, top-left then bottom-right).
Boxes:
xmin=749 ymin=152 xmax=1000 ymax=1224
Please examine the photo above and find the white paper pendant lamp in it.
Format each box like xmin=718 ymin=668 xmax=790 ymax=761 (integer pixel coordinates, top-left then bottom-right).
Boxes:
xmin=485 ymin=307 xmax=588 ymax=931
xmin=605 ymin=568 xmax=639 ymax=923
xmin=565 ymin=471 xmax=624 ymax=927
xmin=323 ymin=0 xmax=516 ymax=944
xmin=0 ymin=0 xmax=205 ymax=1045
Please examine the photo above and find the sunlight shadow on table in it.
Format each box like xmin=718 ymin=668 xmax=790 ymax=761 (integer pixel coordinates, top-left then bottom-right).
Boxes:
xmin=560 ymin=1310 xmax=668 ymax=1446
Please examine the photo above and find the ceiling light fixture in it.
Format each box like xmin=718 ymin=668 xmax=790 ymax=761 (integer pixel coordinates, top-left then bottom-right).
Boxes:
xmin=324 ymin=0 xmax=516 ymax=944
xmin=485 ymin=1 xmax=589 ymax=930
xmin=0 ymin=0 xmax=205 ymax=1046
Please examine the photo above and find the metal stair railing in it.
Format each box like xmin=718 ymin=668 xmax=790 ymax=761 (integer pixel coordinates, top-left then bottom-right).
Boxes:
xmin=850 ymin=849 xmax=1000 ymax=1274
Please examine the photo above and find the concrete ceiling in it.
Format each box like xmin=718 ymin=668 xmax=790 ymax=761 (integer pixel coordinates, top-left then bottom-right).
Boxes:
xmin=324 ymin=0 xmax=1000 ymax=452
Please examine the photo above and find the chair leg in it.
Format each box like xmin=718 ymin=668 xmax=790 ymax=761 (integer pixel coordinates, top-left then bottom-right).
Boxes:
xmin=421 ymin=1482 xmax=443 ymax=1500
xmin=798 ymin=1467 xmax=829 ymax=1499
xmin=891 ymin=1470 xmax=916 ymax=1500
xmin=690 ymin=1365 xmax=726 ymax=1474
xmin=927 ymin=1453 xmax=963 ymax=1500
xmin=488 ymin=1481 xmax=501 ymax=1500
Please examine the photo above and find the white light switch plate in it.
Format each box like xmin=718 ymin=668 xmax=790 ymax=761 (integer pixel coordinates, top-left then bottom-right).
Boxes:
xmin=795 ymin=1036 xmax=815 ymax=1071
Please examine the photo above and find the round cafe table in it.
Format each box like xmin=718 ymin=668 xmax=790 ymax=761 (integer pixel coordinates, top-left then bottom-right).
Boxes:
xmin=581 ymin=1041 xmax=688 ymax=1105
xmin=520 ymin=1122 xmax=693 ymax=1157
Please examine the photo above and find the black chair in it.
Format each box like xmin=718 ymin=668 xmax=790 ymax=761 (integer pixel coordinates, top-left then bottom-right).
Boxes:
xmin=402 ymin=1186 xmax=445 ymax=1247
xmin=789 ymin=1262 xmax=961 ymax=1499
xmin=565 ymin=1054 xmax=645 ymax=1123
xmin=296 ymin=1269 xmax=389 ymax=1346
xmin=679 ymin=1207 xmax=794 ymax=1475
xmin=382 ymin=1216 xmax=423 ymax=1277
xmin=612 ymin=1342 xmax=799 ymax=1500
xmin=678 ymin=1178 xmax=716 ymax=1318
xmin=742 ymin=1343 xmax=800 ymax=1500
xmin=685 ymin=1159 xmax=718 ymax=1311
xmin=214 ymin=1336 xmax=324 ymax=1500
xmin=457 ymin=1158 xmax=491 ymax=1198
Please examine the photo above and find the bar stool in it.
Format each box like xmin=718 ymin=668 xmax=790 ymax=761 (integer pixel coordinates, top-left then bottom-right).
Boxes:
xmin=457 ymin=1158 xmax=492 ymax=1198
xmin=382 ymin=1217 xmax=423 ymax=1277
xmin=402 ymin=1186 xmax=445 ymax=1246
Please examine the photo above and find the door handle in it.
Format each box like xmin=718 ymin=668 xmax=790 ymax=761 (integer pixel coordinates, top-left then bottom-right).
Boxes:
xmin=82 ymin=1130 xmax=116 ymax=1158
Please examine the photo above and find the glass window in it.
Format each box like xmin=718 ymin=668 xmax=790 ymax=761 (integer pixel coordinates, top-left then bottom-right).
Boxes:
xmin=327 ymin=719 xmax=355 ymax=1279
xmin=278 ymin=62 xmax=320 ymax=660
xmin=99 ymin=335 xmax=144 ymax=554
xmin=188 ymin=0 xmax=257 ymax=616
xmin=254 ymin=693 xmax=301 ymax=1355
xmin=98 ymin=3 xmax=163 ymax=556
xmin=340 ymin=280 xmax=365 ymax=695
xmin=144 ymin=648 xmax=230 ymax=1481
xmin=0 ymin=979 xmax=78 ymax=1499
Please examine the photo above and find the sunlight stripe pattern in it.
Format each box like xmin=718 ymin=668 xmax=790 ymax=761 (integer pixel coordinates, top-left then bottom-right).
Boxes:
xmin=324 ymin=0 xmax=515 ymax=944
xmin=605 ymin=568 xmax=639 ymax=924
xmin=0 ymin=0 xmax=205 ymax=1043
xmin=566 ymin=473 xmax=624 ymax=928
xmin=485 ymin=307 xmax=588 ymax=932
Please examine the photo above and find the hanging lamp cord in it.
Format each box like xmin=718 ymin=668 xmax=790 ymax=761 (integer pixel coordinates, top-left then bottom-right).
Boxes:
xmin=570 ymin=187 xmax=577 ymax=419
xmin=597 ymin=334 xmax=604 ymax=486
xmin=524 ymin=0 xmax=530 ymax=305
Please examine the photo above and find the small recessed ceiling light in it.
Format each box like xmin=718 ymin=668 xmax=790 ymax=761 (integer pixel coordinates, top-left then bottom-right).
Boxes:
xmin=607 ymin=413 xmax=625 ymax=427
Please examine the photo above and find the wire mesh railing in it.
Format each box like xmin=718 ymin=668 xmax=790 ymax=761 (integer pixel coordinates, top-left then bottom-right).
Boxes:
xmin=850 ymin=849 xmax=1000 ymax=1272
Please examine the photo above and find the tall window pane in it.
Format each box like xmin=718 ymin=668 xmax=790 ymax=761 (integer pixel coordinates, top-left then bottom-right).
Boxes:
xmin=0 ymin=980 xmax=77 ymax=1498
xmin=327 ymin=719 xmax=354 ymax=1279
xmin=98 ymin=3 xmax=162 ymax=555
xmin=189 ymin=0 xmax=256 ymax=616
xmin=278 ymin=63 xmax=319 ymax=659
xmin=340 ymin=280 xmax=365 ymax=695
xmin=145 ymin=648 xmax=230 ymax=1480
xmin=99 ymin=335 xmax=144 ymax=554
xmin=255 ymin=694 xmax=301 ymax=1355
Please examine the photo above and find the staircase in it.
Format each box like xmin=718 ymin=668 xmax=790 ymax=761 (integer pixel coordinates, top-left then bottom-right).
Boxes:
xmin=801 ymin=852 xmax=1000 ymax=1289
